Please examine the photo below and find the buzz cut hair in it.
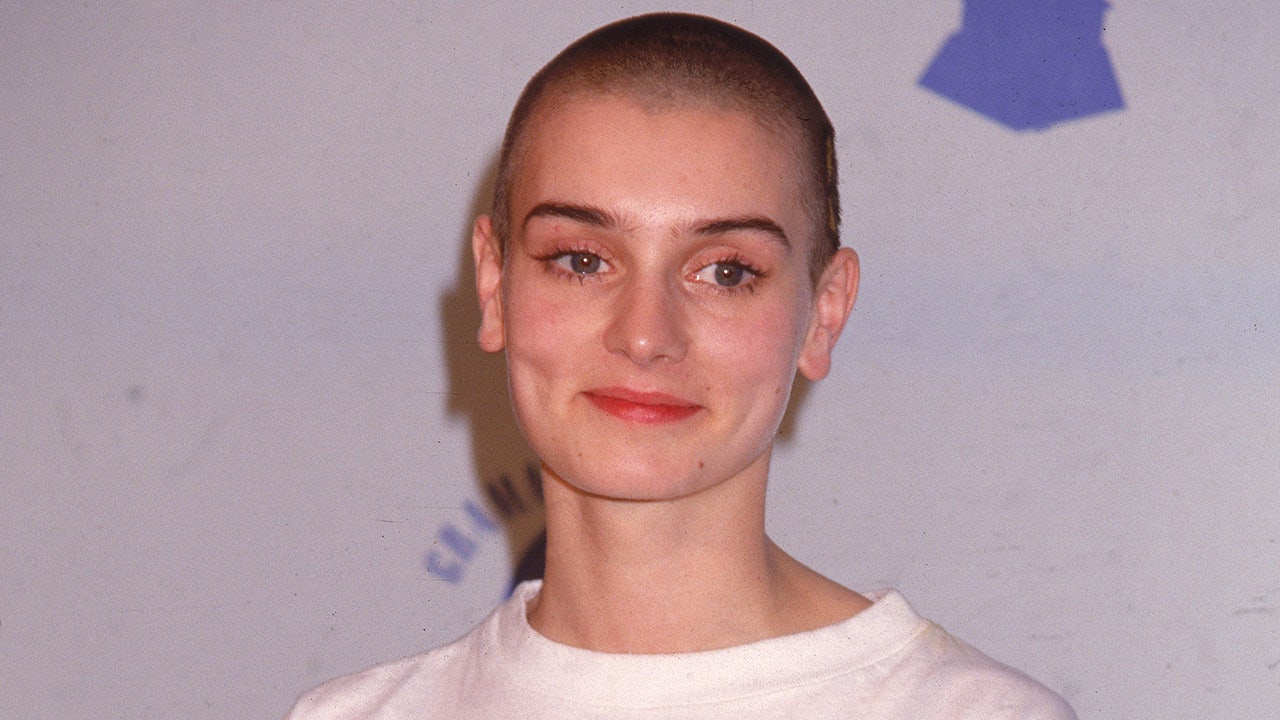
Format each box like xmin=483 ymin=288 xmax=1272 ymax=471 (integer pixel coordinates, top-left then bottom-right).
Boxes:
xmin=490 ymin=12 xmax=841 ymax=283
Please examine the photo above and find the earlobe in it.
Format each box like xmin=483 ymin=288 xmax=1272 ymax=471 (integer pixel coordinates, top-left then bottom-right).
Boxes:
xmin=797 ymin=247 xmax=859 ymax=381
xmin=472 ymin=215 xmax=506 ymax=353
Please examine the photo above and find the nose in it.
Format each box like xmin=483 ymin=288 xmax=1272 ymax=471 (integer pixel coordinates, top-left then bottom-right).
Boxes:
xmin=602 ymin=275 xmax=688 ymax=365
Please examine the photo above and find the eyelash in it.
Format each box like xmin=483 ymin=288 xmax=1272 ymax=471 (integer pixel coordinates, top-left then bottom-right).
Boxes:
xmin=534 ymin=246 xmax=766 ymax=294
xmin=536 ymin=247 xmax=611 ymax=284
xmin=694 ymin=254 xmax=765 ymax=295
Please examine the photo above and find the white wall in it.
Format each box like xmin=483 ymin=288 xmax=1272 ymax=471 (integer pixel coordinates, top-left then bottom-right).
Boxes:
xmin=2 ymin=2 xmax=1276 ymax=718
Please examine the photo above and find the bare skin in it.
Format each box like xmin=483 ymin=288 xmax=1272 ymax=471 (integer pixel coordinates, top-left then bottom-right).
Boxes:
xmin=473 ymin=92 xmax=867 ymax=654
xmin=530 ymin=459 xmax=871 ymax=653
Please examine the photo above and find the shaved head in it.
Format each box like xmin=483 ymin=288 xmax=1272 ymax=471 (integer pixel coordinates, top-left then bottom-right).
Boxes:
xmin=491 ymin=13 xmax=841 ymax=282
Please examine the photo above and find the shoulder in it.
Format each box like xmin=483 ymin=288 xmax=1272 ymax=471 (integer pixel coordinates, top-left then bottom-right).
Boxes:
xmin=283 ymin=583 xmax=538 ymax=720
xmin=846 ymin=590 xmax=1074 ymax=720
xmin=896 ymin=622 xmax=1077 ymax=720
xmin=283 ymin=645 xmax=464 ymax=720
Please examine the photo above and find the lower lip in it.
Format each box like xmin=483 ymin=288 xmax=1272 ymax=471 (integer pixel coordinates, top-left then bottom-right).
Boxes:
xmin=585 ymin=393 xmax=701 ymax=424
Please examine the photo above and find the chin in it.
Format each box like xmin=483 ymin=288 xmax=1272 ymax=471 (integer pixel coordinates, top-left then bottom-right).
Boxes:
xmin=550 ymin=442 xmax=771 ymax=503
xmin=545 ymin=457 xmax=717 ymax=502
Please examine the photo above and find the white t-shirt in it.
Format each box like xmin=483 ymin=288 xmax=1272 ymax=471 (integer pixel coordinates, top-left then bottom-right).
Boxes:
xmin=286 ymin=581 xmax=1075 ymax=719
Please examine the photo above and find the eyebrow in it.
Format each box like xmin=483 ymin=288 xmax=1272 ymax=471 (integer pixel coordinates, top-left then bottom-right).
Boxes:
xmin=694 ymin=217 xmax=790 ymax=249
xmin=522 ymin=201 xmax=790 ymax=249
xmin=522 ymin=202 xmax=619 ymax=232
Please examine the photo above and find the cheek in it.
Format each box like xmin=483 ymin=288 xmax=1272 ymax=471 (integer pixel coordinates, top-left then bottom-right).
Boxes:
xmin=701 ymin=306 xmax=807 ymax=391
xmin=502 ymin=284 xmax=589 ymax=386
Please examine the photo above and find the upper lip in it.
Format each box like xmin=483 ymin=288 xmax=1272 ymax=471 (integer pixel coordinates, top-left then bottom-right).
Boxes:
xmin=584 ymin=386 xmax=699 ymax=408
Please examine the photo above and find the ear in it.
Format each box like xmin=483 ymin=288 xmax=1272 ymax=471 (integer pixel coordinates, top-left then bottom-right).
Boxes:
xmin=797 ymin=247 xmax=859 ymax=381
xmin=472 ymin=215 xmax=506 ymax=353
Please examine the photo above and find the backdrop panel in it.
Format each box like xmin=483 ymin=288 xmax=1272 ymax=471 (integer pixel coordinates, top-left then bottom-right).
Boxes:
xmin=2 ymin=3 xmax=1276 ymax=719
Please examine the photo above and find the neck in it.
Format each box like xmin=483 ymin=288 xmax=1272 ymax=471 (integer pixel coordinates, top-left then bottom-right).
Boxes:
xmin=526 ymin=460 xmax=870 ymax=653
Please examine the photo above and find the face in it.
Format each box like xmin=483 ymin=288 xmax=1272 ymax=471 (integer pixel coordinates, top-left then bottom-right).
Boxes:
xmin=473 ymin=93 xmax=858 ymax=502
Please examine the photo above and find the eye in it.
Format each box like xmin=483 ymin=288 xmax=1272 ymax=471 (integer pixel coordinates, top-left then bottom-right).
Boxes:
xmin=692 ymin=260 xmax=758 ymax=288
xmin=552 ymin=251 xmax=607 ymax=275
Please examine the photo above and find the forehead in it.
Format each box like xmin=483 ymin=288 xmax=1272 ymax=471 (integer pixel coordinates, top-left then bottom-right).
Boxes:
xmin=509 ymin=92 xmax=809 ymax=237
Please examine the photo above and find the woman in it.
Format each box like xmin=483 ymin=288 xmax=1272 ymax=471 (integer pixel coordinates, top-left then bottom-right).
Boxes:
xmin=288 ymin=13 xmax=1076 ymax=719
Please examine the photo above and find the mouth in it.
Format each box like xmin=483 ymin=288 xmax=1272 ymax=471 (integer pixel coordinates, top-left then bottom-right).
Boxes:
xmin=583 ymin=387 xmax=702 ymax=424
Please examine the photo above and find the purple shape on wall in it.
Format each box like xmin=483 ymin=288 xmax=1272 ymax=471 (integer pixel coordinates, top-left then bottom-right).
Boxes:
xmin=919 ymin=0 xmax=1125 ymax=130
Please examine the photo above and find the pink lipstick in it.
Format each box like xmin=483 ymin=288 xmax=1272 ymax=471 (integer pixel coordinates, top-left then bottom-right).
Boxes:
xmin=584 ymin=387 xmax=701 ymax=424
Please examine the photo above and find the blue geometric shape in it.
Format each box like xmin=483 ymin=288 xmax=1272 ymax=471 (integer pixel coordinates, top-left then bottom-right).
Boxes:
xmin=920 ymin=0 xmax=1125 ymax=130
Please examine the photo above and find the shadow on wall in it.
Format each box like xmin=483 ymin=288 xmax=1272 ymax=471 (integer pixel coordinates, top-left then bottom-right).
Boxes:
xmin=919 ymin=0 xmax=1125 ymax=130
xmin=439 ymin=153 xmax=547 ymax=592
